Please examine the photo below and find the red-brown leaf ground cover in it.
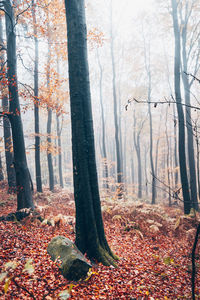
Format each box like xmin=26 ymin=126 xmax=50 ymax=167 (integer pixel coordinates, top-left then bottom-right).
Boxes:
xmin=0 ymin=183 xmax=199 ymax=299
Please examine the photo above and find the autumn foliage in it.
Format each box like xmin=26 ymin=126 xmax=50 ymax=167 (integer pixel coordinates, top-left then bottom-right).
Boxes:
xmin=0 ymin=183 xmax=199 ymax=299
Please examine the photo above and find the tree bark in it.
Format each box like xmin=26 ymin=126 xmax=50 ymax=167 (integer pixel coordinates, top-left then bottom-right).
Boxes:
xmin=64 ymin=0 xmax=117 ymax=265
xmin=4 ymin=0 xmax=34 ymax=210
xmin=110 ymin=3 xmax=123 ymax=197
xmin=181 ymin=10 xmax=198 ymax=211
xmin=171 ymin=0 xmax=191 ymax=214
xmin=0 ymin=15 xmax=16 ymax=192
xmin=56 ymin=113 xmax=64 ymax=188
xmin=46 ymin=14 xmax=54 ymax=191
xmin=165 ymin=108 xmax=172 ymax=206
xmin=32 ymin=0 xmax=42 ymax=193
xmin=133 ymin=112 xmax=144 ymax=199
xmin=0 ymin=153 xmax=4 ymax=181
xmin=97 ymin=49 xmax=109 ymax=191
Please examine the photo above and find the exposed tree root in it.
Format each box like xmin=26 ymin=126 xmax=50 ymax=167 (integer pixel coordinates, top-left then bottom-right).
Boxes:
xmin=0 ymin=208 xmax=42 ymax=222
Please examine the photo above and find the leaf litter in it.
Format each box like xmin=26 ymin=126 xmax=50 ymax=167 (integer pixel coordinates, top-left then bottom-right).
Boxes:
xmin=0 ymin=184 xmax=199 ymax=299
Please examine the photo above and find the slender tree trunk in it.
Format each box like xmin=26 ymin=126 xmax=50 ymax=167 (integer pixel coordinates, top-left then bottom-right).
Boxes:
xmin=143 ymin=36 xmax=156 ymax=204
xmin=47 ymin=108 xmax=54 ymax=191
xmin=144 ymin=145 xmax=148 ymax=197
xmin=110 ymin=3 xmax=123 ymax=197
xmin=46 ymin=16 xmax=54 ymax=191
xmin=56 ymin=114 xmax=64 ymax=188
xmin=4 ymin=0 xmax=34 ymax=210
xmin=96 ymin=49 xmax=109 ymax=191
xmin=32 ymin=0 xmax=42 ymax=192
xmin=64 ymin=0 xmax=117 ymax=265
xmin=0 ymin=153 xmax=4 ymax=181
xmin=130 ymin=156 xmax=135 ymax=194
xmin=171 ymin=0 xmax=191 ymax=214
xmin=148 ymin=102 xmax=156 ymax=204
xmin=165 ymin=108 xmax=172 ymax=206
xmin=173 ymin=104 xmax=179 ymax=189
xmin=133 ymin=113 xmax=143 ymax=199
xmin=123 ymin=118 xmax=127 ymax=191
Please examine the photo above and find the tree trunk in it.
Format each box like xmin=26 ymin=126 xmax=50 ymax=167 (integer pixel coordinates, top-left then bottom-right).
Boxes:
xmin=195 ymin=131 xmax=200 ymax=201
xmin=32 ymin=0 xmax=42 ymax=192
xmin=46 ymin=15 xmax=54 ymax=191
xmin=0 ymin=153 xmax=4 ymax=181
xmin=4 ymin=0 xmax=34 ymax=210
xmin=143 ymin=35 xmax=156 ymax=204
xmin=171 ymin=0 xmax=191 ymax=214
xmin=97 ymin=49 xmax=109 ymax=191
xmin=181 ymin=21 xmax=198 ymax=211
xmin=165 ymin=108 xmax=171 ymax=206
xmin=56 ymin=114 xmax=64 ymax=188
xmin=64 ymin=0 xmax=117 ymax=265
xmin=133 ymin=113 xmax=143 ymax=199
xmin=144 ymin=145 xmax=148 ymax=197
xmin=110 ymin=3 xmax=123 ymax=197
xmin=0 ymin=15 xmax=16 ymax=192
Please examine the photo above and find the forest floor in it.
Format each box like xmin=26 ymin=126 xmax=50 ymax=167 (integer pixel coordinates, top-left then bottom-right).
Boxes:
xmin=0 ymin=181 xmax=200 ymax=299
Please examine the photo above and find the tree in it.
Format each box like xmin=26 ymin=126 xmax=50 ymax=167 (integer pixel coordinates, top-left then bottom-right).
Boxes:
xmin=1 ymin=0 xmax=34 ymax=210
xmin=32 ymin=0 xmax=42 ymax=193
xmin=110 ymin=1 xmax=123 ymax=198
xmin=133 ymin=111 xmax=145 ymax=199
xmin=97 ymin=49 xmax=109 ymax=191
xmin=64 ymin=0 xmax=117 ymax=265
xmin=0 ymin=152 xmax=3 ymax=181
xmin=0 ymin=14 xmax=16 ymax=192
xmin=143 ymin=32 xmax=156 ymax=204
xmin=171 ymin=0 xmax=191 ymax=214
xmin=46 ymin=10 xmax=54 ymax=192
xmin=180 ymin=0 xmax=199 ymax=211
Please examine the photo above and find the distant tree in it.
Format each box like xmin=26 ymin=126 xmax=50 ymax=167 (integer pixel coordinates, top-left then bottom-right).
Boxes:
xmin=0 ymin=152 xmax=4 ymax=181
xmin=143 ymin=33 xmax=156 ymax=204
xmin=64 ymin=0 xmax=117 ymax=265
xmin=133 ymin=111 xmax=145 ymax=199
xmin=97 ymin=49 xmax=109 ymax=191
xmin=110 ymin=2 xmax=123 ymax=198
xmin=1 ymin=0 xmax=34 ymax=210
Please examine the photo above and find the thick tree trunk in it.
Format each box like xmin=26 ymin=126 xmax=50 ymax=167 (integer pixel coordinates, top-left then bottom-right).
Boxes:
xmin=32 ymin=0 xmax=42 ymax=193
xmin=4 ymin=0 xmax=34 ymax=210
xmin=97 ymin=50 xmax=109 ymax=191
xmin=0 ymin=16 xmax=16 ymax=192
xmin=2 ymin=97 xmax=16 ymax=192
xmin=64 ymin=0 xmax=117 ymax=265
xmin=171 ymin=0 xmax=191 ymax=214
